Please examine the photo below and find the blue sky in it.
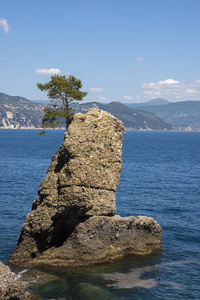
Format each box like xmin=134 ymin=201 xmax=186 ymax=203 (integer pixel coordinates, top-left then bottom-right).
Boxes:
xmin=1 ymin=0 xmax=200 ymax=103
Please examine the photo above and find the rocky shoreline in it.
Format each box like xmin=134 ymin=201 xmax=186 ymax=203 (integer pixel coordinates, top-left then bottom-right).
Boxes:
xmin=0 ymin=261 xmax=41 ymax=300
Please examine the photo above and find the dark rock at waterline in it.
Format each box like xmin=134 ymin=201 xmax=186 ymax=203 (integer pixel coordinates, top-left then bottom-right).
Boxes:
xmin=9 ymin=108 xmax=162 ymax=267
xmin=29 ymin=215 xmax=162 ymax=266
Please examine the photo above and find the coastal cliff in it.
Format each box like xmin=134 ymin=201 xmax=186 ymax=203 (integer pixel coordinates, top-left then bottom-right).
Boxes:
xmin=9 ymin=108 xmax=162 ymax=267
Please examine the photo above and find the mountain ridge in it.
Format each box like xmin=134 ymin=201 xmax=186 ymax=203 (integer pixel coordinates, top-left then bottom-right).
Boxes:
xmin=74 ymin=101 xmax=176 ymax=130
xmin=138 ymin=100 xmax=200 ymax=126
xmin=1 ymin=92 xmax=200 ymax=130
xmin=0 ymin=92 xmax=175 ymax=130
xmin=124 ymin=98 xmax=170 ymax=108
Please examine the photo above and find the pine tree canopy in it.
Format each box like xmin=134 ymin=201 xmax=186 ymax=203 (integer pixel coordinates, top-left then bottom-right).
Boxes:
xmin=37 ymin=75 xmax=87 ymax=130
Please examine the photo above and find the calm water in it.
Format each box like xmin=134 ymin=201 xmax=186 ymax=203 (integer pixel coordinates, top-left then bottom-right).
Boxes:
xmin=0 ymin=130 xmax=200 ymax=299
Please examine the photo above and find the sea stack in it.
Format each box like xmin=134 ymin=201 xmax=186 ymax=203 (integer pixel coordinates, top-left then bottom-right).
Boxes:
xmin=9 ymin=108 xmax=162 ymax=267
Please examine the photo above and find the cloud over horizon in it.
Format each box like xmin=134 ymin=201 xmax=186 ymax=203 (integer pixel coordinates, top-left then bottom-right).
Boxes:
xmin=89 ymin=87 xmax=104 ymax=93
xmin=34 ymin=68 xmax=61 ymax=75
xmin=0 ymin=18 xmax=10 ymax=33
xmin=100 ymin=96 xmax=106 ymax=101
xmin=142 ymin=78 xmax=200 ymax=99
xmin=124 ymin=95 xmax=133 ymax=100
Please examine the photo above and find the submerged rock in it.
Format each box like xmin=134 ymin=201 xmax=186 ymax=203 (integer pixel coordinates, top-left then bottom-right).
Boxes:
xmin=9 ymin=108 xmax=162 ymax=267
xmin=17 ymin=269 xmax=69 ymax=298
xmin=79 ymin=282 xmax=112 ymax=299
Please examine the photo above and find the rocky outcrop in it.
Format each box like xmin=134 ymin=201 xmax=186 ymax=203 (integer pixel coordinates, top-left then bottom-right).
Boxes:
xmin=9 ymin=108 xmax=162 ymax=267
xmin=0 ymin=261 xmax=40 ymax=300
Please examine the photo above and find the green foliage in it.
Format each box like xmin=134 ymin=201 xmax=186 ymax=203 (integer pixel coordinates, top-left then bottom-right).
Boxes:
xmin=37 ymin=130 xmax=46 ymax=135
xmin=37 ymin=75 xmax=87 ymax=130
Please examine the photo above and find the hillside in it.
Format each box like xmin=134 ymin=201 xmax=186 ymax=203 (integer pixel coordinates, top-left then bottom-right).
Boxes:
xmin=0 ymin=92 xmax=44 ymax=128
xmin=0 ymin=92 xmax=177 ymax=130
xmin=138 ymin=101 xmax=200 ymax=127
xmin=124 ymin=98 xmax=170 ymax=108
xmin=74 ymin=101 xmax=176 ymax=130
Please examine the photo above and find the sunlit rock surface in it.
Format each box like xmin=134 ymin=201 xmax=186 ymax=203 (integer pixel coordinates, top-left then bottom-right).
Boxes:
xmin=9 ymin=108 xmax=162 ymax=267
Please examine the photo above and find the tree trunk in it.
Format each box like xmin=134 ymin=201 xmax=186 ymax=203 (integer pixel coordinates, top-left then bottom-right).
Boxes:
xmin=65 ymin=101 xmax=71 ymax=129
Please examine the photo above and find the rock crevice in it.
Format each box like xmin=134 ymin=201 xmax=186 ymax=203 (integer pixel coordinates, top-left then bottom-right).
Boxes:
xmin=9 ymin=108 xmax=162 ymax=267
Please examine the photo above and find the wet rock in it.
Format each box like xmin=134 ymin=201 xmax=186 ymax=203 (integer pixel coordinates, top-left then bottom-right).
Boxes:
xmin=17 ymin=269 xmax=69 ymax=298
xmin=0 ymin=261 xmax=40 ymax=300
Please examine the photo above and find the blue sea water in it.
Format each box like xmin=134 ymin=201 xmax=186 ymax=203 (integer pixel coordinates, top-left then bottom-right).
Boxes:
xmin=0 ymin=129 xmax=200 ymax=299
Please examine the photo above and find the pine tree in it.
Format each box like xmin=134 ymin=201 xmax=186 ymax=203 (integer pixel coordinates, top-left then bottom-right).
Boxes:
xmin=37 ymin=75 xmax=87 ymax=131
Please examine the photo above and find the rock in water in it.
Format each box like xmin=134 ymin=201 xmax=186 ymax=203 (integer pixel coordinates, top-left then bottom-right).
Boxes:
xmin=0 ymin=261 xmax=40 ymax=299
xmin=9 ymin=108 xmax=162 ymax=267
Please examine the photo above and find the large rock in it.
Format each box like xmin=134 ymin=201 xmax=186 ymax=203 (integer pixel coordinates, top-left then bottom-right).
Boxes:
xmin=9 ymin=108 xmax=162 ymax=267
xmin=27 ymin=215 xmax=162 ymax=266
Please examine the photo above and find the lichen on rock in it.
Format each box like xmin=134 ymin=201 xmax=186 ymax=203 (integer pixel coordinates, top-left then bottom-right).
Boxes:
xmin=9 ymin=108 xmax=162 ymax=267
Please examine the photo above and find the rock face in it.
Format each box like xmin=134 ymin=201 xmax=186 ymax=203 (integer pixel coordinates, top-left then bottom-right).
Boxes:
xmin=0 ymin=261 xmax=39 ymax=300
xmin=9 ymin=108 xmax=162 ymax=267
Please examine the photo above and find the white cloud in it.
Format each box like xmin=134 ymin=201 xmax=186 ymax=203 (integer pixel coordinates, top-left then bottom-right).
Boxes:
xmin=0 ymin=18 xmax=10 ymax=33
xmin=157 ymin=79 xmax=180 ymax=86
xmin=194 ymin=79 xmax=200 ymax=85
xmin=89 ymin=87 xmax=104 ymax=93
xmin=136 ymin=57 xmax=143 ymax=62
xmin=142 ymin=78 xmax=200 ymax=99
xmin=124 ymin=96 xmax=133 ymax=100
xmin=142 ymin=78 xmax=180 ymax=89
xmin=100 ymin=96 xmax=106 ymax=101
xmin=186 ymin=88 xmax=198 ymax=94
xmin=0 ymin=57 xmax=3 ymax=61
xmin=143 ymin=90 xmax=161 ymax=97
xmin=34 ymin=68 xmax=61 ymax=75
xmin=142 ymin=82 xmax=156 ymax=88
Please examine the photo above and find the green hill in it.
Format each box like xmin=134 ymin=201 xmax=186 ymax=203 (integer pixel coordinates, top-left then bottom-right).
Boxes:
xmin=124 ymin=98 xmax=170 ymax=108
xmin=138 ymin=101 xmax=200 ymax=126
xmin=74 ymin=101 xmax=176 ymax=130
xmin=0 ymin=92 xmax=177 ymax=130
xmin=0 ymin=92 xmax=44 ymax=128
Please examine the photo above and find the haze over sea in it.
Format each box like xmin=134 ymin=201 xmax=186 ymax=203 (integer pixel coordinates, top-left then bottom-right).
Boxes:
xmin=0 ymin=129 xmax=200 ymax=299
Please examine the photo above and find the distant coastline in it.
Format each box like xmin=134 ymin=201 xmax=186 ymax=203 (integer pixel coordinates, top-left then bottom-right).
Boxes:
xmin=1 ymin=92 xmax=200 ymax=131
xmin=0 ymin=127 xmax=65 ymax=130
xmin=1 ymin=126 xmax=200 ymax=131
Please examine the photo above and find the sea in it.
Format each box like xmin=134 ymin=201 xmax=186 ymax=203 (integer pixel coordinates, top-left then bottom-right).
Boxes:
xmin=0 ymin=129 xmax=200 ymax=300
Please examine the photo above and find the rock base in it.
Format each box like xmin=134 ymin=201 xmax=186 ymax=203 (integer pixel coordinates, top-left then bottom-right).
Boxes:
xmin=9 ymin=216 xmax=161 ymax=267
